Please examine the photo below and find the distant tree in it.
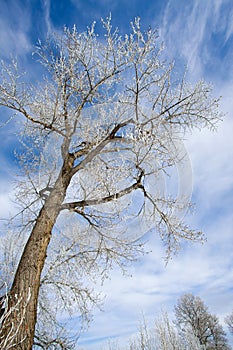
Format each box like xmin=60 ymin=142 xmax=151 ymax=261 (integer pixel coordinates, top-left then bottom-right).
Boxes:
xmin=174 ymin=293 xmax=230 ymax=350
xmin=129 ymin=317 xmax=154 ymax=350
xmin=154 ymin=311 xmax=208 ymax=350
xmin=0 ymin=17 xmax=221 ymax=349
xmin=104 ymin=311 xmax=204 ymax=350
xmin=225 ymin=311 xmax=233 ymax=335
xmin=33 ymin=333 xmax=75 ymax=350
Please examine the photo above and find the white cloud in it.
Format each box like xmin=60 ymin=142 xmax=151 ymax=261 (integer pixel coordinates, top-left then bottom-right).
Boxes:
xmin=187 ymin=126 xmax=233 ymax=201
xmin=0 ymin=174 xmax=17 ymax=227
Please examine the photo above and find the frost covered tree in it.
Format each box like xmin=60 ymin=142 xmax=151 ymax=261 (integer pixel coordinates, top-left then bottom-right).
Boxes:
xmin=174 ymin=293 xmax=230 ymax=349
xmin=0 ymin=17 xmax=222 ymax=349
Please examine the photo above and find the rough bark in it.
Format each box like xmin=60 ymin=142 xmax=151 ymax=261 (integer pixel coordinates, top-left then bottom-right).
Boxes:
xmin=0 ymin=156 xmax=73 ymax=349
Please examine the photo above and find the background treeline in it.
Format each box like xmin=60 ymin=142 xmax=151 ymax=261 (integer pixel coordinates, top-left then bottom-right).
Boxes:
xmin=102 ymin=293 xmax=233 ymax=350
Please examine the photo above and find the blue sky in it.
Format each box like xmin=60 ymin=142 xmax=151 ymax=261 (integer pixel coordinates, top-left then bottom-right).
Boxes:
xmin=0 ymin=0 xmax=233 ymax=349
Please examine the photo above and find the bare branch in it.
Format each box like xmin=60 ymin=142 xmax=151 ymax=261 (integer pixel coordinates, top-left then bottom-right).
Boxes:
xmin=61 ymin=170 xmax=143 ymax=210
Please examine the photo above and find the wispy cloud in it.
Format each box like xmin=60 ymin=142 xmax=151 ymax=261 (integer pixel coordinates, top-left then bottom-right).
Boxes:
xmin=43 ymin=0 xmax=52 ymax=34
xmin=160 ymin=0 xmax=233 ymax=81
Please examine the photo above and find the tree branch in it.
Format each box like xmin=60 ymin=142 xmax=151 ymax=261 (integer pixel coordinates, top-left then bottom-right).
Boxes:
xmin=60 ymin=170 xmax=144 ymax=210
xmin=70 ymin=119 xmax=134 ymax=175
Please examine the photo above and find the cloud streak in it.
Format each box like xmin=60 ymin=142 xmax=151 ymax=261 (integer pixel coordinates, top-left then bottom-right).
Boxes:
xmin=161 ymin=0 xmax=233 ymax=81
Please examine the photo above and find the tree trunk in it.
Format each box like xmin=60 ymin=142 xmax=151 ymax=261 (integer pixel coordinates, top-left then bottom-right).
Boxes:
xmin=0 ymin=159 xmax=73 ymax=349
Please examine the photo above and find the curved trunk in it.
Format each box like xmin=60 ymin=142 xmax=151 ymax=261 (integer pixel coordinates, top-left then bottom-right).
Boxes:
xmin=0 ymin=161 xmax=73 ymax=349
